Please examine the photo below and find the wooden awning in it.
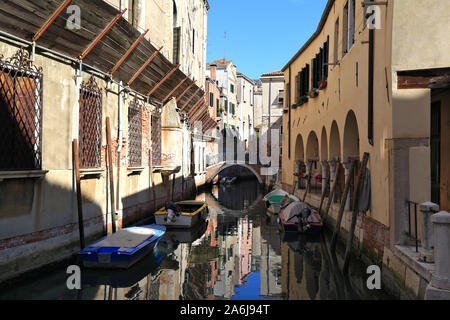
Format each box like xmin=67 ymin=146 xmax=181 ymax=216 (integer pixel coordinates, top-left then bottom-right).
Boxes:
xmin=0 ymin=0 xmax=216 ymax=126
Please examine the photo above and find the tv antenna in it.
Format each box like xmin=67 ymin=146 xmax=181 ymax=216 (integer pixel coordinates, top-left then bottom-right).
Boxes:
xmin=224 ymin=31 xmax=227 ymax=59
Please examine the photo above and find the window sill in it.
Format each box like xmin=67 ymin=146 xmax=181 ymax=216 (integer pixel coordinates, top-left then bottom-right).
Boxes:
xmin=127 ymin=167 xmax=145 ymax=176
xmin=0 ymin=170 xmax=49 ymax=182
xmin=80 ymin=168 xmax=105 ymax=179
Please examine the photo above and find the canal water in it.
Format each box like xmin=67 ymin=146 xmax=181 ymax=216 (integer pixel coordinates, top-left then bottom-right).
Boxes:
xmin=0 ymin=179 xmax=397 ymax=300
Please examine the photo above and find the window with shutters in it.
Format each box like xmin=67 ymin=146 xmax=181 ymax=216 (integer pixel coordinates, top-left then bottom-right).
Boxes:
xmin=298 ymin=65 xmax=310 ymax=98
xmin=342 ymin=0 xmax=355 ymax=57
xmin=128 ymin=97 xmax=142 ymax=167
xmin=334 ymin=18 xmax=340 ymax=63
xmin=323 ymin=36 xmax=329 ymax=78
xmin=79 ymin=76 xmax=102 ymax=169
xmin=209 ymin=92 xmax=214 ymax=107
xmin=216 ymin=98 xmax=220 ymax=117
xmin=173 ymin=27 xmax=181 ymax=65
xmin=192 ymin=28 xmax=195 ymax=54
xmin=343 ymin=2 xmax=349 ymax=57
xmin=0 ymin=49 xmax=43 ymax=171
xmin=348 ymin=0 xmax=356 ymax=50
xmin=230 ymin=84 xmax=234 ymax=93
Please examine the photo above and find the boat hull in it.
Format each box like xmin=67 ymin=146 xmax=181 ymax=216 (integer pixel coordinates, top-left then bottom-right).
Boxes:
xmin=155 ymin=211 xmax=202 ymax=229
xmin=264 ymin=189 xmax=300 ymax=214
xmin=278 ymin=212 xmax=323 ymax=234
xmin=79 ymin=225 xmax=166 ymax=269
xmin=155 ymin=201 xmax=208 ymax=229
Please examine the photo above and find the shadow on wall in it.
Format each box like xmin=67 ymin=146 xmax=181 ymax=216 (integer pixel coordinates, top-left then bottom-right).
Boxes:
xmin=0 ymin=176 xmax=105 ymax=284
xmin=121 ymin=173 xmax=197 ymax=227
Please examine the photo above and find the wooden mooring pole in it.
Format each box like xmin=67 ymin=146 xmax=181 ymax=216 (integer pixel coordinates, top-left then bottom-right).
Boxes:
xmin=73 ymin=139 xmax=85 ymax=250
xmin=302 ymin=162 xmax=312 ymax=202
xmin=322 ymin=163 xmax=341 ymax=221
xmin=318 ymin=166 xmax=329 ymax=214
xmin=106 ymin=117 xmax=117 ymax=234
xmin=330 ymin=159 xmax=357 ymax=250
xmin=343 ymin=152 xmax=370 ymax=273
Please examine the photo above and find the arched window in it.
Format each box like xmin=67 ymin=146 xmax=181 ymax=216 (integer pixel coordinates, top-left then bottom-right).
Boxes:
xmin=173 ymin=1 xmax=180 ymax=64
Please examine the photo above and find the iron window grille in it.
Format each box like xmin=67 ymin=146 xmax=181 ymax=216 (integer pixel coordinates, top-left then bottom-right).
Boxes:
xmin=128 ymin=97 xmax=143 ymax=167
xmin=151 ymin=109 xmax=162 ymax=166
xmin=79 ymin=76 xmax=102 ymax=169
xmin=0 ymin=49 xmax=43 ymax=171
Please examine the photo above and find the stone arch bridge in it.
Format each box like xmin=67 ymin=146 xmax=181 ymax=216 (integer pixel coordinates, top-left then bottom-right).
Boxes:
xmin=206 ymin=161 xmax=264 ymax=185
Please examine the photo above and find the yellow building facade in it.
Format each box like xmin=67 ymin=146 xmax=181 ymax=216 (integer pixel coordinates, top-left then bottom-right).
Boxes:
xmin=281 ymin=0 xmax=450 ymax=293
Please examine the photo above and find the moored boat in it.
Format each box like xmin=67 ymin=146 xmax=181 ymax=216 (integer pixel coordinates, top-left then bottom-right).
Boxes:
xmin=221 ymin=176 xmax=238 ymax=185
xmin=154 ymin=200 xmax=208 ymax=228
xmin=278 ymin=202 xmax=323 ymax=234
xmin=79 ymin=224 xmax=166 ymax=269
xmin=263 ymin=188 xmax=299 ymax=214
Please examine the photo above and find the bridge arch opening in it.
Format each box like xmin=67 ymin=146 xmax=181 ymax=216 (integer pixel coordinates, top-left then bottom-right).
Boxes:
xmin=206 ymin=162 xmax=264 ymax=185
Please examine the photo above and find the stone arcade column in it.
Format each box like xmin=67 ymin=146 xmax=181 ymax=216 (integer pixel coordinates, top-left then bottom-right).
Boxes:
xmin=425 ymin=211 xmax=450 ymax=300
xmin=419 ymin=202 xmax=440 ymax=263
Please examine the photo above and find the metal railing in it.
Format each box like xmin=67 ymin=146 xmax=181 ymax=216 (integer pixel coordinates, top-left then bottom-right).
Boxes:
xmin=406 ymin=200 xmax=420 ymax=252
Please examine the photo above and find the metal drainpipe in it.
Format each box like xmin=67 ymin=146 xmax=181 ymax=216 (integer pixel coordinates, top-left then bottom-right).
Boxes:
xmin=268 ymin=78 xmax=272 ymax=157
xmin=288 ymin=65 xmax=292 ymax=159
xmin=368 ymin=3 xmax=375 ymax=146
xmin=116 ymin=81 xmax=124 ymax=211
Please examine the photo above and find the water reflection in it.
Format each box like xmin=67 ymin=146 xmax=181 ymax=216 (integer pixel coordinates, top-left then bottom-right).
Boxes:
xmin=0 ymin=179 xmax=396 ymax=300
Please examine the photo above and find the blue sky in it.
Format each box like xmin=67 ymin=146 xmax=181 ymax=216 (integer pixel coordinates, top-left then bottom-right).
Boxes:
xmin=206 ymin=0 xmax=329 ymax=80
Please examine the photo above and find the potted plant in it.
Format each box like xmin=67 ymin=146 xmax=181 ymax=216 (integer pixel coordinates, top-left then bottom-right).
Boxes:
xmin=301 ymin=95 xmax=309 ymax=104
xmin=309 ymin=89 xmax=319 ymax=98
xmin=319 ymin=75 xmax=328 ymax=90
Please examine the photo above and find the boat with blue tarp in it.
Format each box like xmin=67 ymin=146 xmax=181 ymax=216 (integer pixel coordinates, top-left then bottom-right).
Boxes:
xmin=79 ymin=224 xmax=166 ymax=269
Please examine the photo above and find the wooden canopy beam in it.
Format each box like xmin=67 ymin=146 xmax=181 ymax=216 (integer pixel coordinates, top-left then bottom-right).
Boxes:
xmin=188 ymin=97 xmax=205 ymax=114
xmin=188 ymin=97 xmax=206 ymax=116
xmin=177 ymin=81 xmax=197 ymax=103
xmin=189 ymin=103 xmax=207 ymax=121
xmin=163 ymin=73 xmax=191 ymax=104
xmin=147 ymin=64 xmax=180 ymax=97
xmin=111 ymin=29 xmax=149 ymax=74
xmin=205 ymin=119 xmax=218 ymax=131
xmin=33 ymin=0 xmax=73 ymax=42
xmin=196 ymin=111 xmax=208 ymax=123
xmin=79 ymin=8 xmax=127 ymax=60
xmin=197 ymin=112 xmax=209 ymax=124
xmin=127 ymin=46 xmax=163 ymax=86
xmin=191 ymin=104 xmax=207 ymax=122
xmin=180 ymin=87 xmax=202 ymax=111
xmin=203 ymin=118 xmax=214 ymax=132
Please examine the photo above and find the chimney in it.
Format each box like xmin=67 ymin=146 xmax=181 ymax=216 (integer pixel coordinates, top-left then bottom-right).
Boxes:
xmin=209 ymin=64 xmax=217 ymax=81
